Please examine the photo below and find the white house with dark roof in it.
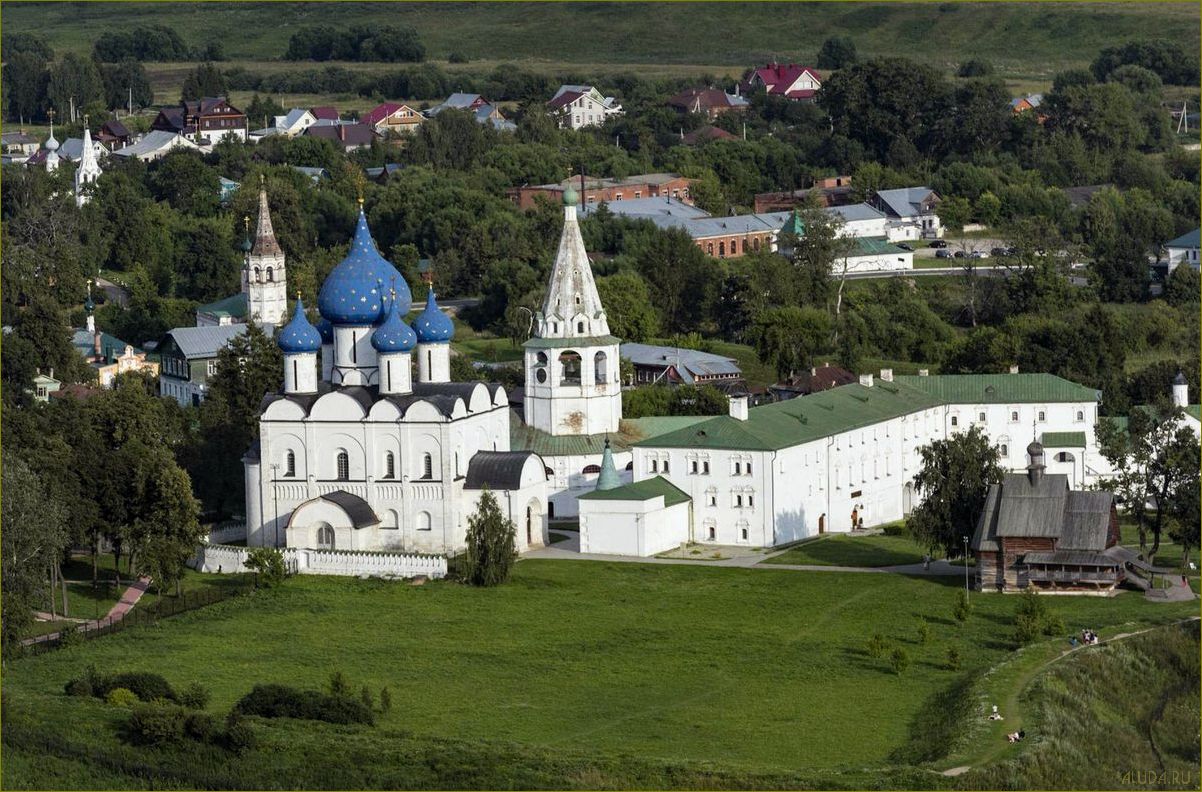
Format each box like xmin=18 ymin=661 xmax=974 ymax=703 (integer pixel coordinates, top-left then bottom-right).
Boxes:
xmin=869 ymin=187 xmax=944 ymax=241
xmin=621 ymin=343 xmax=743 ymax=388
xmin=1164 ymin=228 xmax=1200 ymax=273
xmin=548 ymin=85 xmax=622 ymax=129
xmin=157 ymin=324 xmax=248 ymax=406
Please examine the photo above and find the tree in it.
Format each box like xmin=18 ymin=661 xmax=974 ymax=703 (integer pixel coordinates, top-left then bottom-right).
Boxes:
xmin=180 ymin=63 xmax=228 ymax=102
xmin=1 ymin=456 xmax=70 ymax=647
xmin=749 ymin=306 xmax=831 ymax=379
xmin=245 ymin=547 xmax=287 ymax=587
xmin=957 ymin=59 xmax=994 ymax=77
xmin=908 ymin=426 xmax=1004 ymax=557
xmin=46 ymin=52 xmax=105 ymax=118
xmin=1164 ymin=263 xmax=1200 ymax=307
xmin=1096 ymin=402 xmax=1199 ymax=563
xmin=129 ymin=444 xmax=203 ymax=596
xmin=783 ymin=193 xmax=854 ymax=309
xmin=633 ymin=228 xmax=714 ymax=334
xmin=100 ymin=60 xmax=153 ymax=112
xmin=936 ymin=196 xmax=972 ymax=235
xmin=941 ymin=326 xmax=1017 ymax=374
xmin=595 ymin=271 xmax=660 ymax=342
xmin=816 ymin=36 xmax=858 ymax=70
xmin=3 ymin=50 xmax=49 ymax=122
xmin=462 ymin=489 xmax=517 ymax=587
xmin=149 ymin=150 xmax=220 ymax=216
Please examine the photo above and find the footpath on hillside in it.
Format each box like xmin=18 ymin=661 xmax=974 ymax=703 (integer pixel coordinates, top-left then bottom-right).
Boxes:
xmin=23 ymin=576 xmax=152 ymax=646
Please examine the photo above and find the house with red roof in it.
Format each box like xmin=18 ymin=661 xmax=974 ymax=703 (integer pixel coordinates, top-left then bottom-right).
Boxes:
xmin=744 ymin=63 xmax=822 ymax=101
xmin=680 ymin=125 xmax=738 ymax=146
xmin=361 ymin=102 xmax=425 ymax=136
xmin=547 ymin=85 xmax=622 ymax=130
xmin=667 ymin=88 xmax=750 ymax=120
xmin=310 ymin=106 xmax=340 ymax=122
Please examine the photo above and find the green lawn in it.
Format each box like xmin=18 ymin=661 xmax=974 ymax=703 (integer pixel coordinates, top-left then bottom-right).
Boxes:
xmin=3 ymin=560 xmax=1195 ymax=789
xmin=764 ymin=532 xmax=934 ymax=568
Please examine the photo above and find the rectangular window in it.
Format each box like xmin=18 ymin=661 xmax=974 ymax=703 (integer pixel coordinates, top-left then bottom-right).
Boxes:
xmin=662 ymin=459 xmax=669 ymax=474
xmin=746 ymin=461 xmax=752 ymax=476
xmin=747 ymin=495 xmax=754 ymax=508
xmin=690 ymin=460 xmax=698 ymax=474
xmin=702 ymin=460 xmax=710 ymax=475
xmin=741 ymin=526 xmax=749 ymax=541
xmin=734 ymin=494 xmax=743 ymax=508
xmin=707 ymin=494 xmax=717 ymax=507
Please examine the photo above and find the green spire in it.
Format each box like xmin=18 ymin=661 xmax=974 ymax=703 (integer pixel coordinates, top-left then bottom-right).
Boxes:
xmin=782 ymin=207 xmax=805 ymax=236
xmin=595 ymin=439 xmax=621 ymax=491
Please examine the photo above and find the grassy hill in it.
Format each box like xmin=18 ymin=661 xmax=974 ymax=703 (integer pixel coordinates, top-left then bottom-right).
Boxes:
xmin=4 ymin=2 xmax=1198 ymax=79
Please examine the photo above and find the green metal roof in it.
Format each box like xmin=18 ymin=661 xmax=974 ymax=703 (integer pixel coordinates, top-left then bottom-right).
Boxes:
xmin=894 ymin=374 xmax=1100 ymax=404
xmin=637 ymin=381 xmax=943 ymax=451
xmin=623 ymin=415 xmax=712 ymax=440
xmin=509 ymin=409 xmax=636 ymax=456
xmin=1041 ymin=431 xmax=1087 ymax=448
xmin=850 ymin=236 xmax=908 ymax=257
xmin=522 ymin=334 xmax=621 ymax=350
xmin=578 ymin=475 xmax=690 ymax=506
xmin=1187 ymin=405 xmax=1200 ymax=421
xmin=197 ymin=292 xmax=249 ymax=319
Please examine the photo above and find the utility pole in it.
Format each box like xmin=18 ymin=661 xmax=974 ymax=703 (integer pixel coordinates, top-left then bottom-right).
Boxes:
xmin=128 ymin=85 xmax=133 ymax=117
xmin=963 ymin=535 xmax=970 ymax=597
xmin=270 ymin=463 xmax=280 ymax=547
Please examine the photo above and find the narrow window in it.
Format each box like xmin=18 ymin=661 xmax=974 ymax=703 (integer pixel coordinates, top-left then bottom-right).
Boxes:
xmin=422 ymin=453 xmax=433 ymax=479
xmin=746 ymin=460 xmax=752 ymax=476
xmin=336 ymin=450 xmax=349 ymax=480
xmin=417 ymin=511 xmax=432 ymax=531
xmin=951 ymin=416 xmax=958 ymax=427
xmin=978 ymin=412 xmax=986 ymax=422
xmin=266 ymin=267 xmax=274 ymax=282
xmin=703 ymin=460 xmax=710 ymax=474
xmin=1011 ymin=411 xmax=1019 ymax=422
xmin=741 ymin=526 xmax=749 ymax=541
xmin=691 ymin=460 xmax=699 ymax=474
xmin=662 ymin=459 xmax=669 ymax=474
xmin=1076 ymin=410 xmax=1084 ymax=421
xmin=707 ymin=525 xmax=716 ymax=541
xmin=285 ymin=450 xmax=296 ymax=477
xmin=1038 ymin=411 xmax=1046 ymax=422
xmin=385 ymin=451 xmax=395 ymax=479
xmin=651 ymin=459 xmax=659 ymax=473
xmin=351 ymin=331 xmax=357 ymax=364
xmin=1001 ymin=444 xmax=1008 ymax=458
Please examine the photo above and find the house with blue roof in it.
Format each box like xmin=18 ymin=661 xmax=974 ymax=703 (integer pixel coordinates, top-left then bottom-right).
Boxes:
xmin=1164 ymin=227 xmax=1200 ymax=273
xmin=869 ymin=187 xmax=944 ymax=241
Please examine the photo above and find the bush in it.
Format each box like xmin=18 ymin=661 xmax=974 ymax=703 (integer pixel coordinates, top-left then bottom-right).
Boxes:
xmin=178 ymin=682 xmax=211 ymax=710
xmin=360 ymin=685 xmax=374 ymax=710
xmin=946 ymin=646 xmax=962 ymax=671
xmin=64 ymin=679 xmax=93 ymax=698
xmin=882 ymin=522 xmax=909 ymax=537
xmin=234 ymin=683 xmax=374 ymax=725
xmin=106 ymin=688 xmax=140 ymax=708
xmin=57 ymin=623 xmax=83 ymax=648
xmin=448 ymin=51 xmax=470 ymax=64
xmin=1014 ymin=587 xmax=1064 ymax=644
xmin=1014 ymin=612 xmax=1042 ymax=645
xmin=379 ymin=686 xmax=392 ymax=713
xmin=103 ymin=672 xmax=177 ymax=703
xmin=866 ymin=633 xmax=888 ymax=658
xmin=890 ymin=647 xmax=911 ymax=675
xmin=953 ymin=589 xmax=971 ymax=623
xmin=245 ymin=547 xmax=287 ymax=588
xmin=184 ymin=710 xmax=217 ymax=742
xmin=917 ymin=619 xmax=933 ymax=644
xmin=327 ymin=671 xmax=351 ymax=698
xmin=223 ymin=710 xmax=256 ymax=754
xmin=125 ymin=702 xmax=187 ymax=745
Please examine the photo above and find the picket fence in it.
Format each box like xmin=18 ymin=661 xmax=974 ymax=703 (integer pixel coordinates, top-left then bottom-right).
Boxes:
xmin=190 ymin=543 xmax=446 ymax=579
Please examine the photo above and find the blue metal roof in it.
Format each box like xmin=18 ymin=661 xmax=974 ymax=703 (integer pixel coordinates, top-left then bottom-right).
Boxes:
xmin=317 ymin=207 xmax=409 ymax=326
xmin=412 ymin=289 xmax=454 ymax=343
xmin=277 ymin=299 xmax=322 ymax=354
xmin=371 ymin=293 xmax=418 ymax=353
xmin=1167 ymin=227 xmax=1200 ymax=249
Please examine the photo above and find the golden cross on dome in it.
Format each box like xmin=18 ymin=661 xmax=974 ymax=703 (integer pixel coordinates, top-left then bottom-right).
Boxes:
xmin=259 ymin=172 xmax=266 ymax=187
xmin=244 ymin=215 xmax=250 ymax=233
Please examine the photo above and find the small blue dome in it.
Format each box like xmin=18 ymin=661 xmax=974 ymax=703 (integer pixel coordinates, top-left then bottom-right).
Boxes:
xmin=315 ymin=317 xmax=334 ymax=345
xmin=278 ymin=299 xmax=322 ymax=354
xmin=317 ymin=207 xmax=410 ymax=325
xmin=412 ymin=289 xmax=454 ymax=343
xmin=371 ymin=293 xmax=417 ymax=353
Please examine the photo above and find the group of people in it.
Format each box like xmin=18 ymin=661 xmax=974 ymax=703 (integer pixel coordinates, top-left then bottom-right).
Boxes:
xmin=1069 ymin=629 xmax=1100 ymax=647
xmin=1006 ymin=730 xmax=1026 ymax=743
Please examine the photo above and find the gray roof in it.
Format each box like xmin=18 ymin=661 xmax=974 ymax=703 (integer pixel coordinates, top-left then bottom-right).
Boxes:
xmin=279 ymin=108 xmax=312 ymax=129
xmin=1167 ymin=227 xmax=1201 ymax=249
xmin=114 ymin=130 xmax=198 ymax=158
xmin=319 ymin=491 xmax=379 ymax=529
xmin=163 ymin=324 xmax=247 ymax=359
xmin=579 ymin=197 xmax=712 ymax=220
xmin=874 ymin=187 xmax=937 ymax=218
xmin=1023 ymin=550 xmax=1118 ymax=567
xmin=993 ymin=472 xmax=1070 ymax=538
xmin=262 ymin=381 xmax=503 ymax=419
xmin=464 ymin=451 xmax=540 ymax=490
xmin=645 ymin=210 xmax=792 ymax=239
xmin=620 ymin=343 xmax=741 ymax=385
xmin=973 ymin=470 xmax=1113 ymax=554
xmin=427 ymin=93 xmax=482 ymax=115
xmin=57 ymin=137 xmax=99 ymax=162
xmin=827 ymin=202 xmax=885 ymax=223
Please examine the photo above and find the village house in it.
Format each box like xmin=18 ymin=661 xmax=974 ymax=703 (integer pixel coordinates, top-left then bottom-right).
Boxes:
xmin=1164 ymin=228 xmax=1200 ymax=273
xmin=1011 ymin=93 xmax=1044 ymax=114
xmin=1 ymin=130 xmax=41 ymax=163
xmin=95 ymin=119 xmax=133 ymax=151
xmin=426 ymin=93 xmax=516 ymax=131
xmin=362 ymin=102 xmax=425 ymax=136
xmin=151 ymin=96 xmax=247 ymax=143
xmin=547 ymin=84 xmax=623 ymax=130
xmin=30 ymin=370 xmax=62 ymax=402
xmin=680 ymin=125 xmax=739 ymax=145
xmin=310 ymin=106 xmax=340 ymax=123
xmin=869 ymin=187 xmax=944 ymax=240
xmin=743 ymin=63 xmax=822 ymax=100
xmin=508 ymin=173 xmax=694 ymax=210
xmin=667 ymin=88 xmax=750 ymax=120
xmin=769 ymin=362 xmax=857 ymax=401
xmin=157 ymin=324 xmax=248 ymax=407
xmin=113 ymin=130 xmax=202 ymax=161
xmin=250 ymin=108 xmax=318 ymax=141
xmin=303 ymin=122 xmax=378 ymax=151
xmin=621 ymin=343 xmax=743 ymax=389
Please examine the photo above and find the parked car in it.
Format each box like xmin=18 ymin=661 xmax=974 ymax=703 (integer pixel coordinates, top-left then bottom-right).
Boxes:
xmin=990 ymin=247 xmax=1007 ymax=257
xmin=970 ymin=250 xmax=989 ymax=259
xmin=953 ymin=250 xmax=967 ymax=259
xmin=935 ymin=249 xmax=953 ymax=259
xmin=896 ymin=242 xmax=913 ymax=251
xmin=1004 ymin=246 xmax=1019 ymax=256
xmin=929 ymin=240 xmax=948 ymax=249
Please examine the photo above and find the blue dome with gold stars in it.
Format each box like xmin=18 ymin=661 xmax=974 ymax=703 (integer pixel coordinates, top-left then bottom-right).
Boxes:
xmin=412 ymin=289 xmax=454 ymax=343
xmin=371 ymin=292 xmax=418 ymax=353
xmin=317 ymin=206 xmax=410 ymax=325
xmin=278 ymin=298 xmax=322 ymax=354
xmin=315 ymin=317 xmax=334 ymax=345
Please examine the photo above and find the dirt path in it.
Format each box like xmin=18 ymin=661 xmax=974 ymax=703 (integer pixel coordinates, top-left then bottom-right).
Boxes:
xmin=23 ymin=576 xmax=152 ymax=646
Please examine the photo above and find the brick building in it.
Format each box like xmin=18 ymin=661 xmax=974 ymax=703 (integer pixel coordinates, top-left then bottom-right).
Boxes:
xmin=508 ymin=174 xmax=695 ymax=211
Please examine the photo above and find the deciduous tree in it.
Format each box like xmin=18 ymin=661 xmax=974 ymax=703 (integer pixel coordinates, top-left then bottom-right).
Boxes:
xmin=908 ymin=426 xmax=1003 ymax=557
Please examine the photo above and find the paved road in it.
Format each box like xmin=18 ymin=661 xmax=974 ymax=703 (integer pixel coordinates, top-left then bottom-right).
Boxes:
xmin=846 ymin=264 xmax=1030 ymax=280
xmin=22 ymin=576 xmax=151 ymax=646
xmin=95 ymin=276 xmax=130 ymax=308
xmin=912 ymin=238 xmax=1008 ymax=259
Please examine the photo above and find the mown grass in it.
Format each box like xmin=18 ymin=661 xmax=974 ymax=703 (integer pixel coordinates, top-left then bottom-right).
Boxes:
xmin=764 ymin=532 xmax=932 ymax=568
xmin=3 ymin=560 xmax=1195 ymax=789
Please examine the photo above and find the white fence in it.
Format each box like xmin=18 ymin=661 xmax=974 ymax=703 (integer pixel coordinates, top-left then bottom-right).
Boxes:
xmin=190 ymin=544 xmax=447 ymax=579
xmin=203 ymin=521 xmax=247 ymax=544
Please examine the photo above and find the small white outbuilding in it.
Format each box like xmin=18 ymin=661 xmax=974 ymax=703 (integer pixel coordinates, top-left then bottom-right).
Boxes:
xmin=578 ymin=476 xmax=692 ymax=557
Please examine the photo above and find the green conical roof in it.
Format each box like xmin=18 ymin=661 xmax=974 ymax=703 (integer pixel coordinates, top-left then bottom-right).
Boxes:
xmin=595 ymin=439 xmax=621 ymax=491
xmin=781 ymin=208 xmax=805 ymax=236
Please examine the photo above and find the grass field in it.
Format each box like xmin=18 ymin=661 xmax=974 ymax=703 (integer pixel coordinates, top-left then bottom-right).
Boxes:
xmin=3 ymin=560 xmax=1196 ymax=789
xmin=764 ymin=532 xmax=931 ymax=567
xmin=5 ymin=2 xmax=1197 ymax=76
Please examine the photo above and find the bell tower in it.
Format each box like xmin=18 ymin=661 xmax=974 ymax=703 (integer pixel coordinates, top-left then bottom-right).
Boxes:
xmin=243 ymin=176 xmax=288 ymax=327
xmin=523 ymin=187 xmax=622 ymax=436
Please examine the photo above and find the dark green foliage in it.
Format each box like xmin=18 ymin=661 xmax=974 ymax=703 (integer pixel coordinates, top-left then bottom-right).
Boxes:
xmin=946 ymin=646 xmax=962 ymax=671
xmin=1091 ymin=39 xmax=1199 ymax=85
xmin=889 ymin=647 xmax=911 ymax=675
xmin=1013 ymin=588 xmax=1064 ymax=645
xmin=285 ymin=25 xmax=424 ymax=63
xmin=462 ymin=490 xmax=517 ymax=587
xmin=101 ymin=672 xmax=178 ymax=703
xmin=180 ymin=63 xmax=228 ymax=102
xmin=360 ymin=685 xmax=374 ymax=710
xmin=178 ymin=682 xmax=211 ymax=711
xmin=379 ymin=686 xmax=392 ymax=713
xmin=124 ymin=703 xmax=187 ymax=746
xmin=183 ymin=711 xmax=216 ymax=742
xmin=93 ymin=25 xmax=189 ymax=61
xmin=953 ymin=589 xmax=971 ymax=624
xmin=957 ymin=59 xmax=994 ymax=77
xmin=882 ymin=522 xmax=909 ymax=538
xmin=916 ymin=619 xmax=933 ymax=645
xmin=621 ymin=385 xmax=728 ymax=419
xmin=908 ymin=427 xmax=1004 ymax=558
xmin=244 ymin=547 xmax=287 ymax=588
xmin=866 ymin=633 xmax=888 ymax=659
xmin=816 ymin=36 xmax=858 ymax=69
xmin=1164 ymin=265 xmax=1200 ymax=308
xmin=64 ymin=679 xmax=92 ymax=698
xmin=234 ymin=683 xmax=375 ymax=725
xmin=223 ymin=710 xmax=256 ymax=754
xmin=2 ymin=32 xmax=53 ymax=59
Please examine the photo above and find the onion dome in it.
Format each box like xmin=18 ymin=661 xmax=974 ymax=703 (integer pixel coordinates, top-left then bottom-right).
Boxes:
xmin=315 ymin=317 xmax=334 ymax=345
xmin=563 ymin=186 xmax=578 ymax=206
xmin=45 ymin=132 xmax=59 ymax=152
xmin=317 ymin=206 xmax=409 ymax=325
xmin=1026 ymin=441 xmax=1044 ymax=459
xmin=278 ymin=298 xmax=322 ymax=354
xmin=1174 ymin=371 xmax=1187 ymax=386
xmin=412 ymin=289 xmax=454 ymax=343
xmin=371 ymin=292 xmax=417 ymax=353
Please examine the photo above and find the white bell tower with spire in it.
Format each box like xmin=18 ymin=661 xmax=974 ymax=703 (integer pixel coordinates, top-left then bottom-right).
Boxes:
xmin=242 ymin=176 xmax=288 ymax=327
xmin=74 ymin=116 xmax=102 ymax=207
xmin=523 ymin=186 xmax=622 ymax=436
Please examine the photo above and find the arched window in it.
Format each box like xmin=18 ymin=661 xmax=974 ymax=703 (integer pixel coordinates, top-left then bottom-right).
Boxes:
xmin=576 ymin=321 xmax=584 ymax=333
xmin=544 ymin=466 xmax=554 ymax=477
xmin=718 ymin=241 xmax=726 ymax=257
xmin=416 ymin=511 xmax=432 ymax=531
xmin=1037 ymin=410 xmax=1046 ymax=422
xmin=706 ymin=242 xmax=714 ymax=255
xmin=421 ymin=453 xmax=433 ymax=480
xmin=253 ymin=266 xmax=261 ymax=281
xmin=582 ymin=464 xmax=601 ymax=474
xmin=753 ymin=237 xmax=761 ymax=251
xmin=266 ymin=267 xmax=274 ymax=282
xmin=384 ymin=451 xmax=395 ymax=479
xmin=1076 ymin=410 xmax=1084 ymax=421
xmin=594 ymin=351 xmax=607 ymax=384
xmin=558 ymin=351 xmax=581 ymax=385
xmin=336 ymin=450 xmax=349 ymax=480
xmin=1000 ymin=444 xmax=1009 ymax=457
xmin=1011 ymin=411 xmax=1019 ymax=422
xmin=285 ymin=450 xmax=296 ymax=477
xmin=625 ymin=461 xmax=633 ymax=470
xmin=316 ymin=524 xmax=335 ymax=550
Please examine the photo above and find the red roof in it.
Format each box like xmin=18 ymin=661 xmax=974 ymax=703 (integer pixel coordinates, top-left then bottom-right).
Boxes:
xmin=750 ymin=64 xmax=822 ymax=98
xmin=311 ymin=106 xmax=339 ymax=121
xmin=682 ymin=125 xmax=737 ymax=145
xmin=667 ymin=88 xmax=745 ymax=113
xmin=362 ymin=102 xmax=403 ymax=127
xmin=547 ymin=90 xmax=585 ymax=111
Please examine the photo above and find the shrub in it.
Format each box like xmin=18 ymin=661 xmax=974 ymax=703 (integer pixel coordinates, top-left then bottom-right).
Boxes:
xmin=379 ymin=686 xmax=392 ymax=713
xmin=106 ymin=688 xmax=140 ymax=708
xmin=224 ymin=710 xmax=256 ymax=754
xmin=953 ymin=589 xmax=971 ymax=623
xmin=1014 ymin=588 xmax=1064 ymax=643
xmin=448 ymin=51 xmax=469 ymax=64
xmin=234 ymin=683 xmax=374 ymax=725
xmin=462 ymin=490 xmax=517 ymax=586
xmin=184 ymin=710 xmax=217 ymax=742
xmin=882 ymin=522 xmax=909 ymax=537
xmin=327 ymin=671 xmax=351 ymax=698
xmin=360 ymin=685 xmax=374 ymax=710
xmin=64 ymin=679 xmax=93 ymax=698
xmin=890 ymin=647 xmax=911 ymax=675
xmin=57 ymin=623 xmax=83 ymax=648
xmin=125 ymin=702 xmax=187 ymax=745
xmin=178 ymin=682 xmax=211 ymax=710
xmin=103 ymin=672 xmax=177 ymax=703
xmin=866 ymin=633 xmax=888 ymax=658
xmin=946 ymin=646 xmax=962 ymax=671
xmin=917 ymin=619 xmax=933 ymax=644
xmin=1014 ymin=612 xmax=1042 ymax=645
xmin=245 ymin=547 xmax=287 ymax=588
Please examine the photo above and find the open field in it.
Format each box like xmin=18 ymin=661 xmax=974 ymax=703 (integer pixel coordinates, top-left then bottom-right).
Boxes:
xmin=764 ymin=532 xmax=931 ymax=567
xmin=3 ymin=560 xmax=1196 ymax=789
xmin=6 ymin=2 xmax=1197 ymax=76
